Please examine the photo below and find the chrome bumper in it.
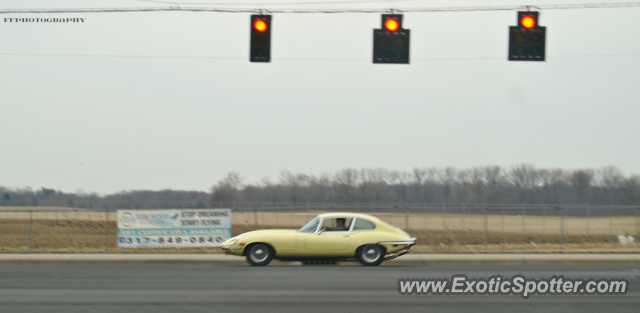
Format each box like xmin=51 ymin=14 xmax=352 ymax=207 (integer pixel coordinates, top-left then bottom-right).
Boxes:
xmin=384 ymin=250 xmax=413 ymax=261
xmin=221 ymin=245 xmax=244 ymax=250
xmin=378 ymin=237 xmax=417 ymax=246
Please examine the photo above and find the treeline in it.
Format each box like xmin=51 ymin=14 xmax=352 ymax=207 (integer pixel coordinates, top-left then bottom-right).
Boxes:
xmin=210 ymin=165 xmax=640 ymax=206
xmin=2 ymin=165 xmax=638 ymax=209
xmin=0 ymin=187 xmax=208 ymax=209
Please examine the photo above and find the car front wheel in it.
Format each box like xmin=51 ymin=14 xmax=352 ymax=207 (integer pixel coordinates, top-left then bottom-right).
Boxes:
xmin=357 ymin=244 xmax=384 ymax=266
xmin=246 ymin=243 xmax=274 ymax=266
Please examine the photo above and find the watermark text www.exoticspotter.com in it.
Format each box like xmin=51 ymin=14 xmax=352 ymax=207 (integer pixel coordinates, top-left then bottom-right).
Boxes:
xmin=398 ymin=274 xmax=628 ymax=299
xmin=4 ymin=18 xmax=85 ymax=23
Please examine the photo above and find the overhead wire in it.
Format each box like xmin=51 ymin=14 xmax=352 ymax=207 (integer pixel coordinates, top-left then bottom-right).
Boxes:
xmin=134 ymin=0 xmax=419 ymax=5
xmin=1 ymin=2 xmax=640 ymax=14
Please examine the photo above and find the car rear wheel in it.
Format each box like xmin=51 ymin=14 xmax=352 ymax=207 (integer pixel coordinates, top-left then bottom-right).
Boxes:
xmin=357 ymin=244 xmax=384 ymax=266
xmin=246 ymin=243 xmax=274 ymax=266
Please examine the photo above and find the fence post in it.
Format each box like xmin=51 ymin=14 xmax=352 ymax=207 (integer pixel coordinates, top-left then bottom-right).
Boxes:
xmin=557 ymin=207 xmax=564 ymax=250
xmin=501 ymin=203 xmax=505 ymax=232
xmin=290 ymin=203 xmax=294 ymax=227
xmin=254 ymin=206 xmax=258 ymax=231
xmin=636 ymin=207 xmax=639 ymax=249
xmin=405 ymin=206 xmax=409 ymax=234
xmin=461 ymin=203 xmax=465 ymax=230
xmin=441 ymin=203 xmax=446 ymax=230
xmin=423 ymin=202 xmax=428 ymax=230
xmin=586 ymin=205 xmax=590 ymax=235
xmin=542 ymin=204 xmax=546 ymax=233
xmin=609 ymin=207 xmax=613 ymax=235
xmin=29 ymin=210 xmax=33 ymax=252
xmin=521 ymin=204 xmax=525 ymax=233
xmin=483 ymin=207 xmax=488 ymax=251
xmin=105 ymin=209 xmax=110 ymax=252
xmin=270 ymin=202 xmax=277 ymax=227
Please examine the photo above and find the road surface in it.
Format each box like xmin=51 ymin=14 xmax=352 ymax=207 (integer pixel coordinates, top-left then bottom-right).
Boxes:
xmin=0 ymin=264 xmax=638 ymax=312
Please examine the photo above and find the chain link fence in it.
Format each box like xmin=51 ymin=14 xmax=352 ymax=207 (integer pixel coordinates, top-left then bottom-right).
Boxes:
xmin=1 ymin=203 xmax=638 ymax=253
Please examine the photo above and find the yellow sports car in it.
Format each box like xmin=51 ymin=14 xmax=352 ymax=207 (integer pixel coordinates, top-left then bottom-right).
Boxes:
xmin=221 ymin=212 xmax=416 ymax=266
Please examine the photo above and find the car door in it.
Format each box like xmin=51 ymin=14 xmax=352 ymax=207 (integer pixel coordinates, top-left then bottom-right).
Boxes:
xmin=302 ymin=217 xmax=352 ymax=254
xmin=305 ymin=231 xmax=351 ymax=251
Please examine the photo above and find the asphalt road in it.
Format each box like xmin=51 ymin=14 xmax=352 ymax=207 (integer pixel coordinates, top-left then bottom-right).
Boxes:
xmin=0 ymin=264 xmax=638 ymax=313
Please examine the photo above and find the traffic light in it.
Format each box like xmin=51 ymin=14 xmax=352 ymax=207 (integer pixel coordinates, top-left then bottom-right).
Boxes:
xmin=373 ymin=14 xmax=410 ymax=64
xmin=508 ymin=11 xmax=546 ymax=61
xmin=250 ymin=15 xmax=272 ymax=63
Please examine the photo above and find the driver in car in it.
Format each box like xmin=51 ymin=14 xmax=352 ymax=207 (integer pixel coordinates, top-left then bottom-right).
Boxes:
xmin=332 ymin=218 xmax=347 ymax=231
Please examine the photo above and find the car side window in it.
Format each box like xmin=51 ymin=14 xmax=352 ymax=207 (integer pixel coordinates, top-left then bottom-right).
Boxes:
xmin=321 ymin=218 xmax=352 ymax=231
xmin=353 ymin=218 xmax=376 ymax=230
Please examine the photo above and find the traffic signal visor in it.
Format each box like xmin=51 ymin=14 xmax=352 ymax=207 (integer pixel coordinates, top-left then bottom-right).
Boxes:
xmin=520 ymin=16 xmax=536 ymax=29
xmin=254 ymin=19 xmax=268 ymax=32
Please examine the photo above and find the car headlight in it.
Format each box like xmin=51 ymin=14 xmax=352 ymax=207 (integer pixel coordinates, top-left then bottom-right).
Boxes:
xmin=225 ymin=235 xmax=243 ymax=245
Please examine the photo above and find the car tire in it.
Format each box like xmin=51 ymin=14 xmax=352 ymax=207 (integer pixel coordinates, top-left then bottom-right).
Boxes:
xmin=357 ymin=244 xmax=384 ymax=266
xmin=246 ymin=243 xmax=274 ymax=266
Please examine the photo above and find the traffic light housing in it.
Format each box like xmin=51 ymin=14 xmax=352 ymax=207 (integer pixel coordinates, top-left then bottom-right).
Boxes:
xmin=508 ymin=11 xmax=546 ymax=61
xmin=250 ymin=15 xmax=272 ymax=63
xmin=373 ymin=14 xmax=410 ymax=64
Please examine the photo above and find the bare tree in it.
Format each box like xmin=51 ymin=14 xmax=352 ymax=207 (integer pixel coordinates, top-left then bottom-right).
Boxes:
xmin=570 ymin=169 xmax=594 ymax=203
xmin=210 ymin=172 xmax=245 ymax=205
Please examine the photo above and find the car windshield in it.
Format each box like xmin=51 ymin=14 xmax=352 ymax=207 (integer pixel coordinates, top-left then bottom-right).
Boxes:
xmin=299 ymin=217 xmax=320 ymax=233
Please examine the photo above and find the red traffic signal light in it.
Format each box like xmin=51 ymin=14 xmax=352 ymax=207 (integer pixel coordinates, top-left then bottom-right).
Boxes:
xmin=520 ymin=16 xmax=536 ymax=29
xmin=384 ymin=18 xmax=399 ymax=32
xmin=250 ymin=15 xmax=272 ymax=62
xmin=254 ymin=19 xmax=268 ymax=32
xmin=509 ymin=11 xmax=546 ymax=61
xmin=373 ymin=14 xmax=410 ymax=64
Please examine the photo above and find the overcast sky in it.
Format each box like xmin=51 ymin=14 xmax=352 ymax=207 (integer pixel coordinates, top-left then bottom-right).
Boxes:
xmin=1 ymin=0 xmax=639 ymax=194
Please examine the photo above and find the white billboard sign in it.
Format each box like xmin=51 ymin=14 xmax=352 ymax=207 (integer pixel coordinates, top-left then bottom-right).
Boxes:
xmin=117 ymin=209 xmax=231 ymax=248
